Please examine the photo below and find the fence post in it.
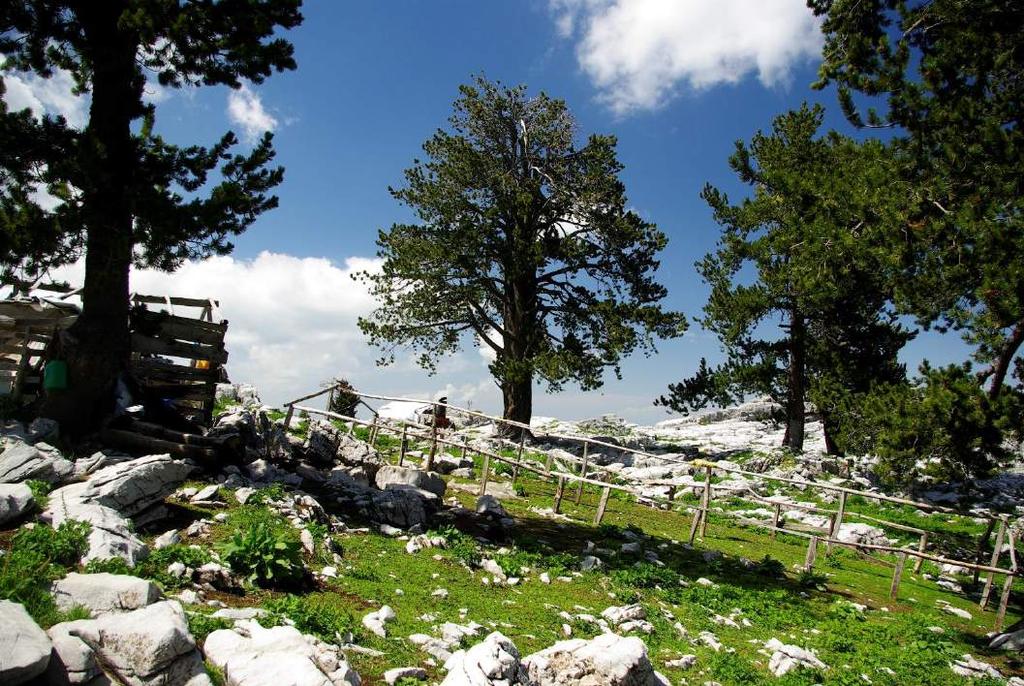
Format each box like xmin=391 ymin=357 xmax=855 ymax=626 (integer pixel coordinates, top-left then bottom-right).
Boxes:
xmin=478 ymin=452 xmax=491 ymax=497
xmin=367 ymin=415 xmax=378 ymax=448
xmin=460 ymin=437 xmax=469 ymax=464
xmin=973 ymin=518 xmax=997 ymax=586
xmin=398 ymin=426 xmax=408 ymax=466
xmin=594 ymin=485 xmax=611 ymax=525
xmin=827 ymin=492 xmax=847 ymax=554
xmin=687 ymin=505 xmax=702 ymax=546
xmin=511 ymin=435 xmax=525 ymax=486
xmin=890 ymin=551 xmax=907 ymax=601
xmin=575 ymin=443 xmax=590 ymax=505
xmin=912 ymin=532 xmax=929 ymax=574
xmin=700 ymin=465 xmax=712 ymax=538
xmin=770 ymin=503 xmax=782 ymax=542
xmin=425 ymin=404 xmax=438 ymax=471
xmin=981 ymin=516 xmax=1007 ymax=609
xmin=545 ymin=448 xmax=554 ymax=473
xmin=996 ymin=572 xmax=1014 ymax=632
xmin=804 ymin=536 xmax=819 ymax=571
xmin=283 ymin=404 xmax=295 ymax=429
xmin=553 ymin=476 xmax=566 ymax=514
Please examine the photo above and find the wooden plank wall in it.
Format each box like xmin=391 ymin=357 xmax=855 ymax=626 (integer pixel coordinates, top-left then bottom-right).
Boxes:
xmin=129 ymin=295 xmax=227 ymax=426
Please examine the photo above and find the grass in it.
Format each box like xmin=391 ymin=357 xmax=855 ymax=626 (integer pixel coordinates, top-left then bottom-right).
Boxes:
xmin=2 ymin=424 xmax=1020 ymax=684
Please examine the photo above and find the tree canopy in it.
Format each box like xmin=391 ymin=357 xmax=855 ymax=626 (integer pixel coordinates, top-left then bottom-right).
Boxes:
xmin=0 ymin=1 xmax=302 ymax=433
xmin=810 ymin=0 xmax=1024 ymax=400
xmin=658 ymin=105 xmax=910 ymax=452
xmin=357 ymin=77 xmax=685 ymax=431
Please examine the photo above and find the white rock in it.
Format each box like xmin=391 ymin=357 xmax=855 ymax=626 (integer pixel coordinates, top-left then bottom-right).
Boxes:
xmin=666 ymin=654 xmax=697 ymax=669
xmin=362 ymin=606 xmax=396 ymax=638
xmin=764 ymin=638 xmax=827 ymax=677
xmin=950 ymin=654 xmax=1002 ymax=680
xmin=45 ymin=619 xmax=102 ymax=685
xmin=52 ymin=572 xmax=163 ymax=615
xmin=441 ymin=632 xmax=530 ymax=686
xmin=46 ymin=483 xmax=148 ymax=565
xmin=524 ymin=633 xmax=670 ymax=685
xmin=0 ymin=482 xmax=34 ymax=525
xmin=481 ymin=559 xmax=507 ymax=581
xmin=69 ymin=600 xmax=211 ymax=685
xmin=601 ymin=604 xmax=646 ymax=626
xmin=384 ymin=667 xmax=426 ymax=684
xmin=191 ymin=484 xmax=220 ymax=503
xmin=0 ymin=600 xmax=52 ymax=685
xmin=76 ymin=454 xmax=195 ymax=516
xmin=154 ymin=529 xmax=181 ymax=549
xmin=205 ymin=620 xmax=360 ymax=686
xmin=0 ymin=440 xmax=74 ymax=484
xmin=375 ymin=465 xmax=446 ymax=499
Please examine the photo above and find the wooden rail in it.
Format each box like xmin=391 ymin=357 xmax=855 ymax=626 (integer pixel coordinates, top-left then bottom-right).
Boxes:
xmin=281 ymin=386 xmax=1021 ymax=629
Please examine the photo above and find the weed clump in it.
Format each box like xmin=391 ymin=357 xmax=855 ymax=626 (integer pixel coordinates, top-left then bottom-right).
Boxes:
xmin=220 ymin=522 xmax=305 ymax=587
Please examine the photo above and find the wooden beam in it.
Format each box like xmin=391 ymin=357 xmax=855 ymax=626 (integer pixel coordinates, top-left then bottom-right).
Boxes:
xmin=131 ymin=333 xmax=227 ymax=364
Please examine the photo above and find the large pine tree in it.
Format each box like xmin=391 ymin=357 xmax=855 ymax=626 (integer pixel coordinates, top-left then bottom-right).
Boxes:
xmin=357 ymin=77 xmax=685 ymax=434
xmin=810 ymin=0 xmax=1024 ymax=401
xmin=658 ymin=105 xmax=909 ymax=452
xmin=0 ymin=1 xmax=302 ymax=435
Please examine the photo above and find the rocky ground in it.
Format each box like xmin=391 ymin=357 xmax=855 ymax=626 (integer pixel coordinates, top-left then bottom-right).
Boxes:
xmin=0 ymin=385 xmax=1022 ymax=685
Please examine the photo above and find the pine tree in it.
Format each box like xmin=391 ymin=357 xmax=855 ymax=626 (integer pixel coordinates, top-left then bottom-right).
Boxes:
xmin=357 ymin=77 xmax=686 ymax=434
xmin=658 ymin=105 xmax=908 ymax=453
xmin=810 ymin=0 xmax=1024 ymax=401
xmin=0 ymin=1 xmax=302 ymax=435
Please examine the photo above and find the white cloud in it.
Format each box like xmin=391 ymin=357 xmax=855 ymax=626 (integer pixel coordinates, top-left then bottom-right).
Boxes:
xmin=226 ymin=83 xmax=278 ymax=143
xmin=550 ymin=0 xmax=823 ymax=114
xmin=1 ymin=64 xmax=88 ymax=127
xmin=48 ymin=252 xmax=384 ymax=405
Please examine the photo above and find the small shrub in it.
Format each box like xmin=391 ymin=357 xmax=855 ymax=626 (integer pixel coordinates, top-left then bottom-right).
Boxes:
xmin=438 ymin=527 xmax=481 ymax=568
xmin=754 ymin=555 xmax=786 ymax=578
xmin=264 ymin=593 xmax=358 ymax=642
xmin=797 ymin=568 xmax=829 ymax=590
xmin=138 ymin=545 xmax=213 ymax=590
xmin=84 ymin=557 xmax=134 ymax=576
xmin=187 ymin=611 xmax=231 ymax=643
xmin=612 ymin=562 xmax=679 ymax=589
xmin=24 ymin=479 xmax=51 ymax=510
xmin=1 ymin=520 xmax=91 ymax=626
xmin=248 ymin=484 xmax=287 ymax=506
xmin=13 ymin=520 xmax=90 ymax=568
xmin=219 ymin=522 xmax=304 ymax=586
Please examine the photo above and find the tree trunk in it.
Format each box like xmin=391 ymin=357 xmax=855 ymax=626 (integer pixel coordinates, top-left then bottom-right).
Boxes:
xmin=987 ymin=319 xmax=1024 ymax=400
xmin=39 ymin=3 xmax=138 ymax=438
xmin=500 ymin=376 xmax=533 ymax=440
xmin=784 ymin=306 xmax=806 ymax=452
xmin=821 ymin=411 xmax=842 ymax=455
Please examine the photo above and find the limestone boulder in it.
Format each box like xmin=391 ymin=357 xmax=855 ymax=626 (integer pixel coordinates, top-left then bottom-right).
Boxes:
xmin=375 ymin=465 xmax=446 ymax=499
xmin=69 ymin=600 xmax=211 ymax=686
xmin=523 ymin=633 xmax=670 ymax=685
xmin=204 ymin=620 xmax=360 ymax=686
xmin=77 ymin=454 xmax=194 ymax=516
xmin=0 ymin=600 xmax=52 ymax=685
xmin=46 ymin=483 xmax=148 ymax=565
xmin=0 ymin=440 xmax=73 ymax=484
xmin=365 ymin=486 xmax=431 ymax=529
xmin=764 ymin=638 xmax=827 ymax=677
xmin=440 ymin=632 xmax=530 ymax=686
xmin=52 ymin=572 xmax=163 ymax=615
xmin=45 ymin=619 xmax=107 ymax=686
xmin=0 ymin=482 xmax=34 ymax=525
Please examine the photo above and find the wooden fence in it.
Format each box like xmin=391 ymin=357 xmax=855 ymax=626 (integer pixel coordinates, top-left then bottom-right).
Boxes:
xmin=282 ymin=385 xmax=1021 ymax=630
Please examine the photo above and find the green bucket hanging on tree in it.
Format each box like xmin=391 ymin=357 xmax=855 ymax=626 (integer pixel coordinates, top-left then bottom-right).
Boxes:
xmin=43 ymin=360 xmax=68 ymax=391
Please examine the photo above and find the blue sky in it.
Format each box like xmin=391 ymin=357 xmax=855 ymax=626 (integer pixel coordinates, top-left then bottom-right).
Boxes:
xmin=5 ymin=1 xmax=971 ymax=422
